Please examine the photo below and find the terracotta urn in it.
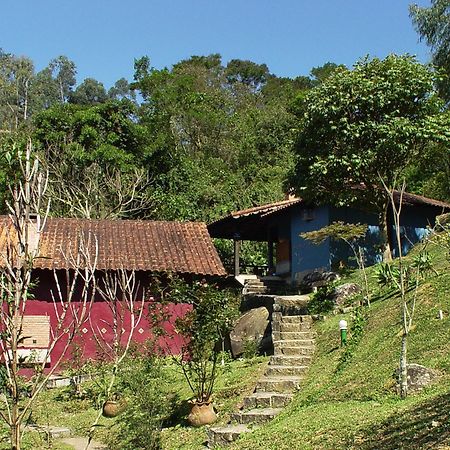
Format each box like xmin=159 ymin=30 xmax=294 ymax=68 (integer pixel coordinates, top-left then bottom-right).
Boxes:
xmin=102 ymin=399 xmax=127 ymax=418
xmin=187 ymin=400 xmax=217 ymax=427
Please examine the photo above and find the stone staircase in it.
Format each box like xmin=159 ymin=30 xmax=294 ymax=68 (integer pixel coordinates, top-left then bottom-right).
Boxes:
xmin=208 ymin=299 xmax=314 ymax=448
xmin=242 ymin=276 xmax=287 ymax=295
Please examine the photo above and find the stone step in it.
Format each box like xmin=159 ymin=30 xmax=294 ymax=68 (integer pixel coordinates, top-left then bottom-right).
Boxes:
xmin=243 ymin=391 xmax=293 ymax=409
xmin=275 ymin=346 xmax=315 ymax=356
xmin=270 ymin=355 xmax=312 ymax=366
xmin=256 ymin=376 xmax=302 ymax=393
xmin=232 ymin=407 xmax=282 ymax=425
xmin=274 ymin=339 xmax=315 ymax=348
xmin=246 ymin=279 xmax=265 ymax=285
xmin=282 ymin=315 xmax=313 ymax=324
xmin=280 ymin=322 xmax=312 ymax=332
xmin=207 ymin=424 xmax=253 ymax=448
xmin=265 ymin=365 xmax=309 ymax=377
xmin=279 ymin=331 xmax=314 ymax=340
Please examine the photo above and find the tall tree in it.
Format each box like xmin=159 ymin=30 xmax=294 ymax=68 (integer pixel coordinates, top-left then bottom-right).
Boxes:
xmin=410 ymin=0 xmax=450 ymax=100
xmin=69 ymin=77 xmax=108 ymax=105
xmin=0 ymin=50 xmax=34 ymax=130
xmin=290 ymin=54 xmax=450 ymax=260
xmin=133 ymin=54 xmax=297 ymax=222
xmin=48 ymin=55 xmax=77 ymax=103
xmin=33 ymin=100 xmax=152 ymax=219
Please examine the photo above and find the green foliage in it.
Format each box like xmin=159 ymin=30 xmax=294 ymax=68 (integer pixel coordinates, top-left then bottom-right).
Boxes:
xmin=173 ymin=280 xmax=240 ymax=403
xmin=69 ymin=78 xmax=108 ymax=105
xmin=375 ymin=262 xmax=402 ymax=288
xmin=291 ymin=54 xmax=449 ymax=214
xmin=307 ymin=284 xmax=336 ymax=315
xmin=105 ymin=355 xmax=174 ymax=450
xmin=410 ymin=0 xmax=450 ymax=101
xmin=375 ymin=250 xmax=436 ymax=289
xmin=301 ymin=221 xmax=367 ymax=245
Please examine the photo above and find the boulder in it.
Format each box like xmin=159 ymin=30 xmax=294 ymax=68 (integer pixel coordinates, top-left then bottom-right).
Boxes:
xmin=230 ymin=307 xmax=270 ymax=358
xmin=332 ymin=283 xmax=361 ymax=306
xmin=301 ymin=271 xmax=340 ymax=291
xmin=396 ymin=364 xmax=439 ymax=393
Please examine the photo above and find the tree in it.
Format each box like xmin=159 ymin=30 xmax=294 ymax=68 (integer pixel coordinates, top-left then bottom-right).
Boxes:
xmin=0 ymin=50 xmax=35 ymax=130
xmin=133 ymin=54 xmax=296 ymax=223
xmin=69 ymin=78 xmax=108 ymax=105
xmin=410 ymin=0 xmax=450 ymax=101
xmin=310 ymin=62 xmax=346 ymax=85
xmin=33 ymin=101 xmax=152 ymax=219
xmin=225 ymin=59 xmax=269 ymax=90
xmin=108 ymin=77 xmax=136 ymax=102
xmin=290 ymin=54 xmax=450 ymax=260
xmin=48 ymin=55 xmax=77 ymax=103
xmin=0 ymin=141 xmax=98 ymax=450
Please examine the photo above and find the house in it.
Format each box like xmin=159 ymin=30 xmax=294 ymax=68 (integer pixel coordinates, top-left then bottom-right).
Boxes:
xmin=208 ymin=192 xmax=450 ymax=285
xmin=0 ymin=217 xmax=226 ymax=369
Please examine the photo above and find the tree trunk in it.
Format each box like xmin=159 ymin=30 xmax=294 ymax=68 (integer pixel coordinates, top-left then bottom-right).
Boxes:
xmin=378 ymin=200 xmax=392 ymax=262
xmin=399 ymin=331 xmax=408 ymax=399
xmin=11 ymin=421 xmax=20 ymax=450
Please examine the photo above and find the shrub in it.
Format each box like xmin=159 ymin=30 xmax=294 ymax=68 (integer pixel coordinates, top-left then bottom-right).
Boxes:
xmin=307 ymin=284 xmax=336 ymax=315
xmin=105 ymin=354 xmax=174 ymax=450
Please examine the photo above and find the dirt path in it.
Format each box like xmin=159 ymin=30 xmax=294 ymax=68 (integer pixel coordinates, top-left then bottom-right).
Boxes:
xmin=61 ymin=437 xmax=107 ymax=450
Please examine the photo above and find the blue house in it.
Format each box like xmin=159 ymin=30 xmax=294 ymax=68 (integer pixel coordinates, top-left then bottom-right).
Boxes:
xmin=208 ymin=192 xmax=450 ymax=285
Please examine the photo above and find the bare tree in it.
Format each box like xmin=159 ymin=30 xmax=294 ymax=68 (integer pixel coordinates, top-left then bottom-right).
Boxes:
xmin=381 ymin=180 xmax=433 ymax=398
xmin=85 ymin=268 xmax=145 ymax=450
xmin=44 ymin=158 xmax=155 ymax=220
xmin=0 ymin=141 xmax=98 ymax=450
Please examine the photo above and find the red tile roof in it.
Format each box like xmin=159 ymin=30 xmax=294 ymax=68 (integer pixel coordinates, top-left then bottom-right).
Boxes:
xmin=0 ymin=217 xmax=226 ymax=276
xmin=229 ymin=197 xmax=303 ymax=219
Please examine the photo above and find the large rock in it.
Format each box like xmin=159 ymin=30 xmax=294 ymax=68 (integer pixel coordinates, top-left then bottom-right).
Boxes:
xmin=396 ymin=364 xmax=439 ymax=393
xmin=332 ymin=283 xmax=361 ymax=306
xmin=301 ymin=271 xmax=340 ymax=291
xmin=230 ymin=307 xmax=270 ymax=358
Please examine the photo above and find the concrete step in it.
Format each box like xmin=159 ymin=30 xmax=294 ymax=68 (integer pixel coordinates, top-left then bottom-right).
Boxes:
xmin=275 ymin=346 xmax=315 ymax=356
xmin=256 ymin=376 xmax=302 ymax=393
xmin=232 ymin=407 xmax=282 ymax=425
xmin=282 ymin=315 xmax=313 ymax=323
xmin=279 ymin=322 xmax=312 ymax=332
xmin=243 ymin=391 xmax=293 ymax=409
xmin=279 ymin=331 xmax=314 ymax=340
xmin=270 ymin=355 xmax=312 ymax=366
xmin=274 ymin=339 xmax=315 ymax=348
xmin=265 ymin=365 xmax=309 ymax=377
xmin=207 ymin=424 xmax=253 ymax=448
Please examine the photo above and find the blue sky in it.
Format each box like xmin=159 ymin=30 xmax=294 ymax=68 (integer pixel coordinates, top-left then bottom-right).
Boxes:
xmin=1 ymin=0 xmax=431 ymax=88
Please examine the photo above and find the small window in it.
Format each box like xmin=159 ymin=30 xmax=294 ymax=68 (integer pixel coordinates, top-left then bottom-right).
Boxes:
xmin=302 ymin=208 xmax=315 ymax=221
xmin=20 ymin=315 xmax=50 ymax=348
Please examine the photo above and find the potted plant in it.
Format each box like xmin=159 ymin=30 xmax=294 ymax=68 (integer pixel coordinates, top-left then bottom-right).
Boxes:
xmin=174 ymin=280 xmax=239 ymax=427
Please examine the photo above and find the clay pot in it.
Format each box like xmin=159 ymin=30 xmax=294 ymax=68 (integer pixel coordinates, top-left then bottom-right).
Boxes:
xmin=187 ymin=401 xmax=217 ymax=427
xmin=102 ymin=400 xmax=126 ymax=418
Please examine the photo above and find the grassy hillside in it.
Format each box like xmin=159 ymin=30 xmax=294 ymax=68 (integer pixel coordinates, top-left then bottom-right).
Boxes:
xmin=231 ymin=237 xmax=450 ymax=449
xmin=11 ymin=237 xmax=450 ymax=449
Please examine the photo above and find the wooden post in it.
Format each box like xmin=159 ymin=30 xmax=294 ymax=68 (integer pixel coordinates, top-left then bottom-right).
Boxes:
xmin=233 ymin=235 xmax=241 ymax=276
xmin=268 ymin=238 xmax=274 ymax=275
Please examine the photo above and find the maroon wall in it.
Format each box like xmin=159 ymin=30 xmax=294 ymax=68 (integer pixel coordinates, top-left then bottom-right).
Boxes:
xmin=22 ymin=269 xmax=192 ymax=373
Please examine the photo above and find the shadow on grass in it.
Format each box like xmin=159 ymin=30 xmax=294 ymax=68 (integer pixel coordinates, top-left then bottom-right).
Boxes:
xmin=355 ymin=392 xmax=450 ymax=449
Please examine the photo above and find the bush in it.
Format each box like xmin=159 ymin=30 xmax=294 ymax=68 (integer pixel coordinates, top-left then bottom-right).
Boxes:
xmin=307 ymin=284 xmax=336 ymax=315
xmin=105 ymin=354 xmax=174 ymax=450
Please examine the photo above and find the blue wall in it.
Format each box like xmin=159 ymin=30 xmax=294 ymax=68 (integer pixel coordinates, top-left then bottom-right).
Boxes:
xmin=290 ymin=205 xmax=330 ymax=283
xmin=329 ymin=205 xmax=435 ymax=268
xmin=288 ymin=204 xmax=438 ymax=282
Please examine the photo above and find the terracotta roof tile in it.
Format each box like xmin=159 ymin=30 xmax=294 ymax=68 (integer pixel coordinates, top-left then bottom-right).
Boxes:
xmin=0 ymin=217 xmax=226 ymax=277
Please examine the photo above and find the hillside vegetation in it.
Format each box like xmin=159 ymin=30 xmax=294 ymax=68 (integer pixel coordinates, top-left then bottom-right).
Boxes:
xmin=231 ymin=237 xmax=450 ymax=450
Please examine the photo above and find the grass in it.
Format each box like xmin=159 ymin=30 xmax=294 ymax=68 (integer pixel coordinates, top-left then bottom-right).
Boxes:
xmin=4 ymin=237 xmax=450 ymax=449
xmin=229 ymin=237 xmax=450 ymax=449
xmin=0 ymin=356 xmax=267 ymax=450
